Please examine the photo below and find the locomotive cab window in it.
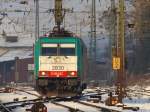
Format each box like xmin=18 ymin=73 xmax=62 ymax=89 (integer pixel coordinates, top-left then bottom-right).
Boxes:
xmin=60 ymin=44 xmax=75 ymax=56
xmin=41 ymin=44 xmax=57 ymax=56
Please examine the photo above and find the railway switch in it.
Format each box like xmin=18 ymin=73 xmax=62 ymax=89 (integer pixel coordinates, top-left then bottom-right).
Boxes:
xmin=4 ymin=87 xmax=14 ymax=93
xmin=26 ymin=102 xmax=47 ymax=112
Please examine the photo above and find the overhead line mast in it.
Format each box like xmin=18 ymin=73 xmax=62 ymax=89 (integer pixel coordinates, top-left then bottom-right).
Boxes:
xmin=35 ymin=0 xmax=39 ymax=40
xmin=106 ymin=0 xmax=126 ymax=105
xmin=115 ymin=0 xmax=126 ymax=103
xmin=89 ymin=0 xmax=97 ymax=77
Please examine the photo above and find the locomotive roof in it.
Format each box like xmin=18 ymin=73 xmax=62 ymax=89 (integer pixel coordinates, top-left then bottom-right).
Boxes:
xmin=38 ymin=36 xmax=83 ymax=41
xmin=36 ymin=37 xmax=87 ymax=49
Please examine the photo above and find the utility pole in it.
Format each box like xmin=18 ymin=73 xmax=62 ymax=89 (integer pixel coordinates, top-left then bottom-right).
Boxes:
xmin=89 ymin=0 xmax=96 ymax=77
xmin=35 ymin=0 xmax=39 ymax=40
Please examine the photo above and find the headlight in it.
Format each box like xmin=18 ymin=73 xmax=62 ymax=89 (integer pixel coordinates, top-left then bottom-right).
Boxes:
xmin=42 ymin=72 xmax=46 ymax=76
xmin=71 ymin=72 xmax=75 ymax=76
xmin=68 ymin=71 xmax=77 ymax=77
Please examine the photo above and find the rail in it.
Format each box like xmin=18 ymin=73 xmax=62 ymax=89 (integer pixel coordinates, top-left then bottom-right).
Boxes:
xmin=51 ymin=101 xmax=85 ymax=112
xmin=78 ymin=101 xmax=121 ymax=112
xmin=0 ymin=103 xmax=12 ymax=112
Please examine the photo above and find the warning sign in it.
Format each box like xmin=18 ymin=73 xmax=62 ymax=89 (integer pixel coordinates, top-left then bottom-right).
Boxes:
xmin=112 ymin=57 xmax=120 ymax=70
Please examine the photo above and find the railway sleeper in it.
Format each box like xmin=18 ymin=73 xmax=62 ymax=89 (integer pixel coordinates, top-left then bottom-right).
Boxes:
xmin=123 ymin=106 xmax=139 ymax=111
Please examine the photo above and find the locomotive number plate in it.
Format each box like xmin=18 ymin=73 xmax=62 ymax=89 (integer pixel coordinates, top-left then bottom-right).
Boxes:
xmin=52 ymin=66 xmax=64 ymax=70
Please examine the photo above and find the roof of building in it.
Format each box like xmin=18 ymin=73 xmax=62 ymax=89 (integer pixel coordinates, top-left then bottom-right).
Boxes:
xmin=0 ymin=48 xmax=33 ymax=62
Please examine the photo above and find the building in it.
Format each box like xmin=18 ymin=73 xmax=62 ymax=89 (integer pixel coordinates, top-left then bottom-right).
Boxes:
xmin=0 ymin=48 xmax=33 ymax=84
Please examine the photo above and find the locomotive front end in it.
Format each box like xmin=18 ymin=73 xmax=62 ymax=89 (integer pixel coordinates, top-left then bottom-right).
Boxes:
xmin=39 ymin=43 xmax=77 ymax=78
xmin=34 ymin=38 xmax=84 ymax=97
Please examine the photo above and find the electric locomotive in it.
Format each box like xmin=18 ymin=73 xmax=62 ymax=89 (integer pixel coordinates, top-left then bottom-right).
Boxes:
xmin=34 ymin=30 xmax=87 ymax=97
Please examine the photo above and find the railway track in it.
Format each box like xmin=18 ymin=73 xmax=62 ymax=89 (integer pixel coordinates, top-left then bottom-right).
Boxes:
xmin=52 ymin=101 xmax=101 ymax=112
xmin=0 ymin=95 xmax=123 ymax=112
xmin=14 ymin=88 xmax=41 ymax=98
xmin=1 ymin=98 xmax=45 ymax=112
xmin=50 ymin=95 xmax=122 ymax=112
xmin=0 ymin=103 xmax=11 ymax=112
xmin=77 ymin=101 xmax=121 ymax=112
xmin=1 ymin=87 xmax=143 ymax=112
xmin=51 ymin=101 xmax=85 ymax=112
xmin=127 ymin=88 xmax=150 ymax=97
